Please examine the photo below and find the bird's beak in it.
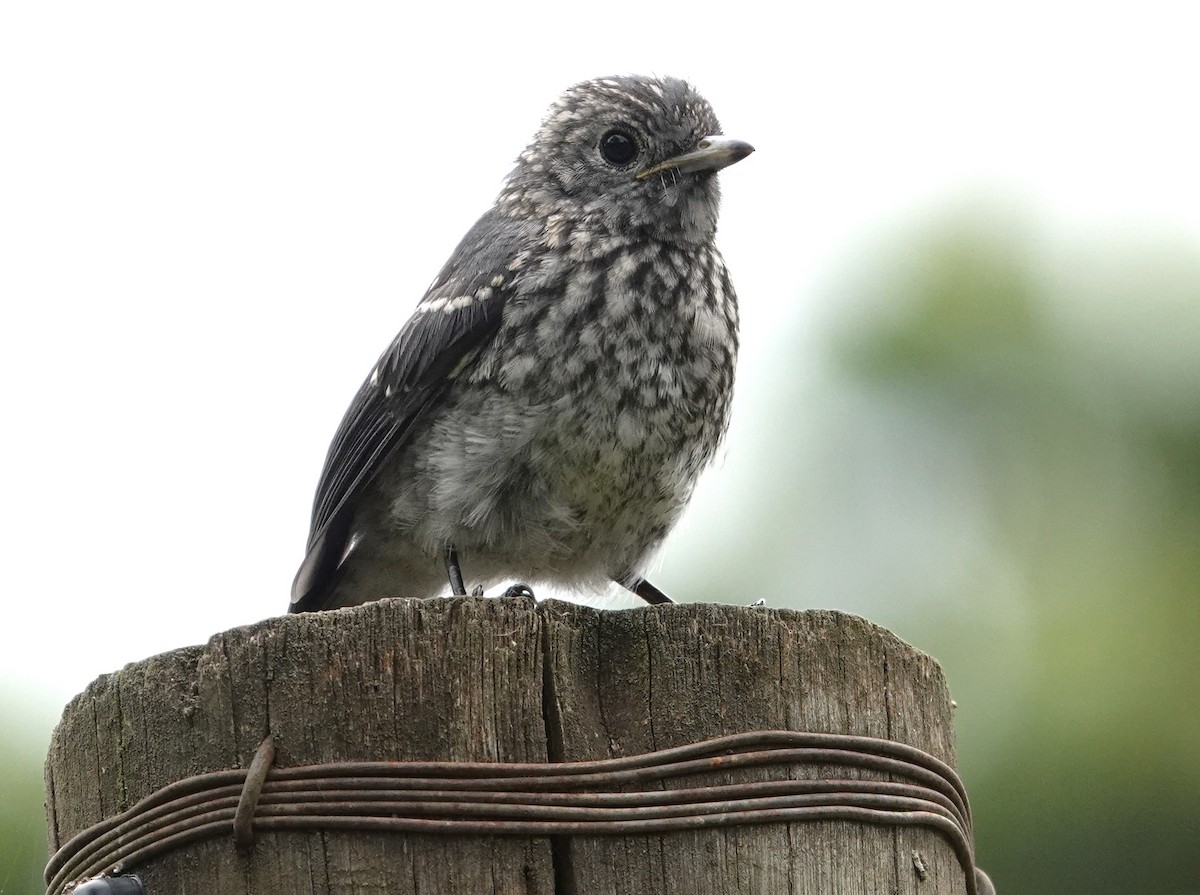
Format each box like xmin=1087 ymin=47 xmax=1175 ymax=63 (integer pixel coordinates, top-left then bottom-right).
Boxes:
xmin=636 ymin=135 xmax=755 ymax=180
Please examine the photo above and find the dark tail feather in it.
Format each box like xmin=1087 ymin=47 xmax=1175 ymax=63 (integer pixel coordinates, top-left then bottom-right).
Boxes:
xmin=289 ymin=513 xmax=353 ymax=613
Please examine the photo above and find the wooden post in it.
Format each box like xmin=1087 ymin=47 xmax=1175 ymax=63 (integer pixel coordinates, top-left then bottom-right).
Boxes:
xmin=46 ymin=599 xmax=968 ymax=894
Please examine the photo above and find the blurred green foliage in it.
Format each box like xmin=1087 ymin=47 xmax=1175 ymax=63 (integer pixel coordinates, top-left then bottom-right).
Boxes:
xmin=3 ymin=198 xmax=1197 ymax=894
xmin=827 ymin=205 xmax=1200 ymax=895
xmin=0 ymin=689 xmax=52 ymax=895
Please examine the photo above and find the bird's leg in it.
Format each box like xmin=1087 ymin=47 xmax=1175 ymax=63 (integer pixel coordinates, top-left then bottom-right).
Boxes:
xmin=626 ymin=577 xmax=675 ymax=605
xmin=444 ymin=544 xmax=468 ymax=596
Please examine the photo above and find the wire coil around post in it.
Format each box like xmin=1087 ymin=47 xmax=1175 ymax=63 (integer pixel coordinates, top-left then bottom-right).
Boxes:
xmin=46 ymin=730 xmax=993 ymax=895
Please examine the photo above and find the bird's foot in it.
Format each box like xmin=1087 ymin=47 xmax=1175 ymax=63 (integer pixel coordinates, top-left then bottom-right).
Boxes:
xmin=470 ymin=584 xmax=485 ymax=597
xmin=502 ymin=583 xmax=536 ymax=601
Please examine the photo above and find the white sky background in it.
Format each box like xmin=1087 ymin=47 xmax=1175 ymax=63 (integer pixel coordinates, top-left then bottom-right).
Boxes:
xmin=3 ymin=1 xmax=1200 ymax=721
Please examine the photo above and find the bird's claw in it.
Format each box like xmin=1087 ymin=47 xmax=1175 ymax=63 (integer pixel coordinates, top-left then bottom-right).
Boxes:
xmin=503 ymin=583 xmax=536 ymax=601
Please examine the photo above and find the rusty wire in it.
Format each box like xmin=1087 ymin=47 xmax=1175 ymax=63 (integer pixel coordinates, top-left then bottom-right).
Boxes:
xmin=46 ymin=730 xmax=988 ymax=895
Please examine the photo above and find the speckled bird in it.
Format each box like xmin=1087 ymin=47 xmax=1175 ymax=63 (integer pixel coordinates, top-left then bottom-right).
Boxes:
xmin=290 ymin=75 xmax=753 ymax=613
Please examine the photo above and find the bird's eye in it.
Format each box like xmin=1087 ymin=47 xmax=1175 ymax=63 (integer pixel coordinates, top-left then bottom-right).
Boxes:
xmin=599 ymin=129 xmax=638 ymax=167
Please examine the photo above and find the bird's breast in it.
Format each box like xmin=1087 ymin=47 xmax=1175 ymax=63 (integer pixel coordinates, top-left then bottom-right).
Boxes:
xmin=395 ymin=239 xmax=738 ymax=568
xmin=481 ymin=239 xmax=738 ymax=501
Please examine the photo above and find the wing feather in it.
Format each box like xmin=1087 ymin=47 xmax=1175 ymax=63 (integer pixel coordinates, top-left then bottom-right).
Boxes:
xmin=290 ymin=210 xmax=533 ymax=612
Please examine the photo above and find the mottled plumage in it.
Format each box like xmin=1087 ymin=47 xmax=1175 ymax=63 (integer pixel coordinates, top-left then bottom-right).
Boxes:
xmin=291 ymin=75 xmax=752 ymax=612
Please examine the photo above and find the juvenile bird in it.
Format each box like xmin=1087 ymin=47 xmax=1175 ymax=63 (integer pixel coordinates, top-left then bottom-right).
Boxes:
xmin=290 ymin=75 xmax=753 ymax=613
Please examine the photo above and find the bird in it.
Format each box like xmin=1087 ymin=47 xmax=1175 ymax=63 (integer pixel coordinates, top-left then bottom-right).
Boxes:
xmin=290 ymin=75 xmax=753 ymax=614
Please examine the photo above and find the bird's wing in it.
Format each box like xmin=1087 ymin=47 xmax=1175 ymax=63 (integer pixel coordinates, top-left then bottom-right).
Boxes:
xmin=290 ymin=210 xmax=533 ymax=613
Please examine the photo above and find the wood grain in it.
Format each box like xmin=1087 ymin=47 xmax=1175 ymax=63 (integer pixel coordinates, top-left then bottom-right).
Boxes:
xmin=47 ymin=599 xmax=966 ymax=894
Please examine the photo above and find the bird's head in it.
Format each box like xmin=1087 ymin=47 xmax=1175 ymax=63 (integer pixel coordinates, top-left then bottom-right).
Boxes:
xmin=499 ymin=75 xmax=753 ymax=246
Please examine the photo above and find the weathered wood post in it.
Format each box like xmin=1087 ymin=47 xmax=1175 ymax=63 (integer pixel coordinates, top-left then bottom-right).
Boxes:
xmin=46 ymin=599 xmax=982 ymax=894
